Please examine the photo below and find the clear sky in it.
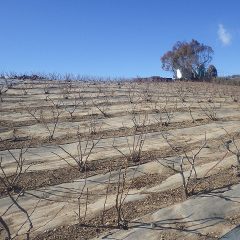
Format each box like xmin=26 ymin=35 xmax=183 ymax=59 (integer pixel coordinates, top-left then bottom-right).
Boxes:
xmin=0 ymin=0 xmax=239 ymax=78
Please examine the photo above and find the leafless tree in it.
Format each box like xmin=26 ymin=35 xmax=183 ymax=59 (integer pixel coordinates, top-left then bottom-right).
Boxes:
xmin=88 ymin=112 xmax=102 ymax=135
xmin=47 ymin=72 xmax=61 ymax=81
xmin=114 ymin=165 xmax=128 ymax=229
xmin=0 ymin=190 xmax=35 ymax=240
xmin=222 ymin=128 xmax=240 ymax=165
xmin=101 ymin=161 xmax=112 ymax=225
xmin=77 ymin=90 xmax=88 ymax=108
xmin=43 ymin=82 xmax=52 ymax=94
xmin=113 ymin=129 xmax=146 ymax=163
xmin=157 ymin=132 xmax=207 ymax=198
xmin=230 ymin=93 xmax=239 ymax=103
xmin=0 ymin=144 xmax=31 ymax=194
xmin=40 ymin=97 xmax=62 ymax=140
xmin=52 ymin=126 xmax=101 ymax=172
xmin=52 ymin=126 xmax=101 ymax=226
xmin=74 ymin=168 xmax=88 ymax=224
xmin=0 ymin=81 xmax=8 ymax=102
xmin=154 ymin=98 xmax=175 ymax=127
xmin=64 ymin=96 xmax=80 ymax=121
xmin=182 ymin=102 xmax=195 ymax=123
xmin=138 ymin=84 xmax=153 ymax=103
xmin=25 ymin=106 xmax=42 ymax=123
xmin=111 ymin=157 xmax=140 ymax=229
xmin=126 ymin=83 xmax=139 ymax=104
xmin=199 ymin=102 xmax=219 ymax=121
xmin=131 ymin=111 xmax=149 ymax=131
xmin=0 ymin=143 xmax=35 ymax=239
xmin=176 ymin=82 xmax=187 ymax=103
xmin=20 ymin=82 xmax=30 ymax=95
xmin=61 ymin=81 xmax=73 ymax=99
xmin=92 ymin=97 xmax=110 ymax=118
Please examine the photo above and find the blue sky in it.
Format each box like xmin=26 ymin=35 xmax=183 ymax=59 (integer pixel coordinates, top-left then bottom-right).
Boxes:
xmin=0 ymin=0 xmax=239 ymax=78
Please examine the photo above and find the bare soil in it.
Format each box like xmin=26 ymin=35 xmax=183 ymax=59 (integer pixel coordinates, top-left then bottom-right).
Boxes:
xmin=34 ymin=166 xmax=240 ymax=240
xmin=1 ymin=80 xmax=240 ymax=240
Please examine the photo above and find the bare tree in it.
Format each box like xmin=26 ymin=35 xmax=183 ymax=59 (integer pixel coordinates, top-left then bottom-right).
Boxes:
xmin=113 ymin=129 xmax=146 ymax=164
xmin=0 ymin=144 xmax=32 ymax=194
xmin=43 ymin=82 xmax=52 ymax=94
xmin=20 ymin=82 xmax=30 ymax=95
xmin=176 ymin=84 xmax=187 ymax=103
xmin=52 ymin=126 xmax=101 ymax=226
xmin=101 ymin=161 xmax=112 ymax=225
xmin=88 ymin=112 xmax=102 ymax=135
xmin=222 ymin=128 xmax=240 ymax=165
xmin=138 ymin=84 xmax=153 ymax=103
xmin=107 ymin=154 xmax=141 ymax=229
xmin=154 ymin=98 xmax=175 ymax=127
xmin=64 ymin=96 xmax=80 ymax=121
xmin=114 ymin=165 xmax=128 ymax=229
xmin=0 ymin=190 xmax=35 ymax=240
xmin=199 ymin=102 xmax=219 ymax=121
xmin=0 ymin=82 xmax=8 ymax=102
xmin=25 ymin=106 xmax=42 ymax=123
xmin=182 ymin=102 xmax=195 ymax=123
xmin=52 ymin=126 xmax=101 ymax=172
xmin=126 ymin=83 xmax=139 ymax=104
xmin=40 ymin=97 xmax=62 ymax=140
xmin=77 ymin=90 xmax=88 ymax=108
xmin=92 ymin=97 xmax=110 ymax=118
xmin=0 ymin=143 xmax=35 ymax=239
xmin=157 ymin=132 xmax=207 ymax=198
xmin=131 ymin=111 xmax=149 ymax=131
xmin=61 ymin=81 xmax=73 ymax=99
